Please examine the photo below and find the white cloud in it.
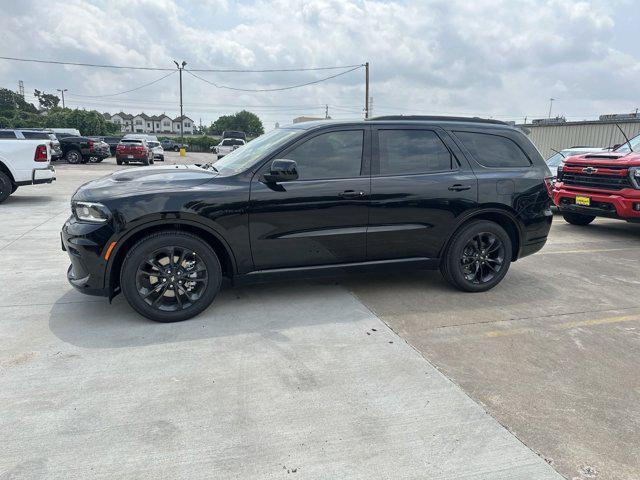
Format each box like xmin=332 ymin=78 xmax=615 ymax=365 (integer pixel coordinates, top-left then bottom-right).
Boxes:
xmin=2 ymin=0 xmax=639 ymax=128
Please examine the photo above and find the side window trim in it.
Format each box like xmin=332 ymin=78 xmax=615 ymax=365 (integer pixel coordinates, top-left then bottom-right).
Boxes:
xmin=371 ymin=126 xmax=460 ymax=177
xmin=261 ymin=127 xmax=370 ymax=182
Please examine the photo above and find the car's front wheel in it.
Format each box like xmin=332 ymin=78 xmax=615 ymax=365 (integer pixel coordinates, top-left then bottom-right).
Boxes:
xmin=440 ymin=220 xmax=512 ymax=292
xmin=562 ymin=212 xmax=595 ymax=226
xmin=120 ymin=232 xmax=222 ymax=322
xmin=0 ymin=172 xmax=12 ymax=203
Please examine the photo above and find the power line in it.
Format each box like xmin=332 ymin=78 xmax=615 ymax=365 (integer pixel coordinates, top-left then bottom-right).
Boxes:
xmin=0 ymin=55 xmax=364 ymax=73
xmin=184 ymin=65 xmax=363 ymax=92
xmin=66 ymin=71 xmax=177 ymax=98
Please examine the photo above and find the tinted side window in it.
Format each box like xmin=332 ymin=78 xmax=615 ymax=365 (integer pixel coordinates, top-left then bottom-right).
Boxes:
xmin=378 ymin=129 xmax=452 ymax=175
xmin=0 ymin=131 xmax=17 ymax=139
xmin=285 ymin=130 xmax=363 ymax=180
xmin=21 ymin=131 xmax=50 ymax=139
xmin=455 ymin=131 xmax=531 ymax=168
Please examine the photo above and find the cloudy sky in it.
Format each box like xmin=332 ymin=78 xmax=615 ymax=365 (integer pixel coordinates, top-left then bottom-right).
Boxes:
xmin=2 ymin=0 xmax=640 ymax=130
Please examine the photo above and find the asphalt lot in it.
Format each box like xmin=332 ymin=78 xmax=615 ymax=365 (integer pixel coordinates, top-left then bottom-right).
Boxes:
xmin=1 ymin=151 xmax=638 ymax=479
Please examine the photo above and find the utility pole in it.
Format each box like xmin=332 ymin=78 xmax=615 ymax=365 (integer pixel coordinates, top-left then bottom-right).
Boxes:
xmin=174 ymin=60 xmax=187 ymax=145
xmin=57 ymin=88 xmax=67 ymax=108
xmin=368 ymin=97 xmax=374 ymax=118
xmin=548 ymin=98 xmax=555 ymax=119
xmin=364 ymin=62 xmax=370 ymax=119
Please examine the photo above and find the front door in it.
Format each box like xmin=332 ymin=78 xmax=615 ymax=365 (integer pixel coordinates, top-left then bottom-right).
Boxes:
xmin=249 ymin=127 xmax=370 ymax=270
xmin=367 ymin=126 xmax=478 ymax=260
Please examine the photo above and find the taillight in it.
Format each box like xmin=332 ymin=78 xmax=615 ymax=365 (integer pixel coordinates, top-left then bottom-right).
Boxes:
xmin=116 ymin=144 xmax=125 ymax=151
xmin=34 ymin=144 xmax=48 ymax=162
xmin=88 ymin=140 xmax=94 ymax=152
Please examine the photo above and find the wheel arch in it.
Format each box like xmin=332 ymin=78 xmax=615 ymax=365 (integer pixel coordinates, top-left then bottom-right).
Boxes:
xmin=441 ymin=207 xmax=524 ymax=262
xmin=106 ymin=219 xmax=237 ymax=298
xmin=0 ymin=160 xmax=16 ymax=185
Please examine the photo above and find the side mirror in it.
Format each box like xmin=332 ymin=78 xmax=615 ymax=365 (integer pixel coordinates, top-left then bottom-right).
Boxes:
xmin=263 ymin=159 xmax=298 ymax=183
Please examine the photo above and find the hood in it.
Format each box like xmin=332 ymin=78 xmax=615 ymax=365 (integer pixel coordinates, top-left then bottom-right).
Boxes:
xmin=565 ymin=151 xmax=640 ymax=167
xmin=73 ymin=164 xmax=219 ymax=201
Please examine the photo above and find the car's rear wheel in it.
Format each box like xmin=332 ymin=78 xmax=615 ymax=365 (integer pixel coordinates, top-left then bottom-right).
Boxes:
xmin=116 ymin=159 xmax=123 ymax=165
xmin=562 ymin=212 xmax=595 ymax=226
xmin=142 ymin=158 xmax=149 ymax=166
xmin=120 ymin=232 xmax=222 ymax=322
xmin=440 ymin=220 xmax=512 ymax=292
xmin=0 ymin=172 xmax=12 ymax=203
xmin=65 ymin=149 xmax=81 ymax=164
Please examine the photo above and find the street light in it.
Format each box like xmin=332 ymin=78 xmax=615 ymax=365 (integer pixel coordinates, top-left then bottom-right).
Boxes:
xmin=174 ymin=60 xmax=187 ymax=145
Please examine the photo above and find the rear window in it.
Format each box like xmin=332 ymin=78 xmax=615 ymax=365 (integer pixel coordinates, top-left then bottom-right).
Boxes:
xmin=122 ymin=139 xmax=143 ymax=144
xmin=455 ymin=131 xmax=531 ymax=168
xmin=21 ymin=131 xmax=51 ymax=139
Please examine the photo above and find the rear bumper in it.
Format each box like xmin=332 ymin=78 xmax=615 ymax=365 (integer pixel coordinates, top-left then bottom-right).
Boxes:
xmin=15 ymin=166 xmax=56 ymax=186
xmin=553 ymin=185 xmax=640 ymax=221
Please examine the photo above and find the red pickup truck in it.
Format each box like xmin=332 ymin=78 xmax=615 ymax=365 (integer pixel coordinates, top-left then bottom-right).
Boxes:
xmin=552 ymin=133 xmax=640 ymax=225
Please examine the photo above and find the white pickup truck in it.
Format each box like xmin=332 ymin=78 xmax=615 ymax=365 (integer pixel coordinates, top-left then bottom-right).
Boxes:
xmin=0 ymin=129 xmax=56 ymax=203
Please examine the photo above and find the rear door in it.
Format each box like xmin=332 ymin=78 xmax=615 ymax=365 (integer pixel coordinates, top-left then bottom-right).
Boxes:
xmin=249 ymin=127 xmax=371 ymax=270
xmin=367 ymin=126 xmax=477 ymax=260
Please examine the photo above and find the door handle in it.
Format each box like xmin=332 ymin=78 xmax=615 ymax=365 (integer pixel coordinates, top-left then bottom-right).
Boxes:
xmin=339 ymin=190 xmax=366 ymax=198
xmin=448 ymin=184 xmax=472 ymax=192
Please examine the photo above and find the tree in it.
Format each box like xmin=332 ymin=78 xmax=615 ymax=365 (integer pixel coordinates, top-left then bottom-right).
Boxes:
xmin=0 ymin=88 xmax=117 ymax=135
xmin=34 ymin=90 xmax=60 ymax=110
xmin=210 ymin=110 xmax=264 ymax=136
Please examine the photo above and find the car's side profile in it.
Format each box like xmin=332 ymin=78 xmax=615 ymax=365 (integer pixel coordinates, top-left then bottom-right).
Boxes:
xmin=62 ymin=117 xmax=553 ymax=322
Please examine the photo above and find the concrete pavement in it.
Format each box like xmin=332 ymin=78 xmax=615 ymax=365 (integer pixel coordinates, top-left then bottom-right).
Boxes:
xmin=0 ymin=155 xmax=562 ymax=479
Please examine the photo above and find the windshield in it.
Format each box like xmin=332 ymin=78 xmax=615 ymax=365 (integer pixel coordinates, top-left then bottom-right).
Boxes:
xmin=614 ymin=132 xmax=640 ymax=153
xmin=545 ymin=152 xmax=565 ymax=167
xmin=214 ymin=128 xmax=302 ymax=175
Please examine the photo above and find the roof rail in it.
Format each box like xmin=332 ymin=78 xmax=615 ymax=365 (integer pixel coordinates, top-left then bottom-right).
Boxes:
xmin=367 ymin=115 xmax=508 ymax=125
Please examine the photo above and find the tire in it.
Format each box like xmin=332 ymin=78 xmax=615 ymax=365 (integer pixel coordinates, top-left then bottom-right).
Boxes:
xmin=0 ymin=172 xmax=12 ymax=203
xmin=158 ymin=155 xmax=165 ymax=161
xmin=116 ymin=159 xmax=123 ymax=165
xmin=562 ymin=212 xmax=595 ymax=226
xmin=142 ymin=158 xmax=150 ymax=166
xmin=174 ymin=146 xmax=179 ymax=152
xmin=89 ymin=156 xmax=101 ymax=163
xmin=149 ymin=157 xmax=155 ymax=165
xmin=120 ymin=231 xmax=222 ymax=322
xmin=65 ymin=149 xmax=81 ymax=164
xmin=11 ymin=184 xmax=18 ymax=194
xmin=440 ymin=220 xmax=512 ymax=293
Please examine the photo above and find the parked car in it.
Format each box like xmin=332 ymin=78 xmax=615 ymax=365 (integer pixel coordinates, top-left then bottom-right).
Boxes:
xmin=61 ymin=116 xmax=553 ymax=322
xmin=160 ymin=139 xmax=189 ymax=151
xmin=88 ymin=138 xmax=111 ymax=162
xmin=147 ymin=141 xmax=165 ymax=161
xmin=545 ymin=147 xmax=607 ymax=178
xmin=552 ymin=132 xmax=640 ymax=225
xmin=101 ymin=136 xmax=123 ymax=156
xmin=222 ymin=130 xmax=247 ymax=140
xmin=213 ymin=138 xmax=245 ymax=157
xmin=0 ymin=129 xmax=55 ymax=203
xmin=55 ymin=133 xmax=97 ymax=164
xmin=115 ymin=138 xmax=154 ymax=165
xmin=17 ymin=129 xmax=63 ymax=161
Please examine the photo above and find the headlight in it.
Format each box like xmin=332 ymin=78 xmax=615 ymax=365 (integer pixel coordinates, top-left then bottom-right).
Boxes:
xmin=630 ymin=167 xmax=640 ymax=189
xmin=72 ymin=201 xmax=111 ymax=223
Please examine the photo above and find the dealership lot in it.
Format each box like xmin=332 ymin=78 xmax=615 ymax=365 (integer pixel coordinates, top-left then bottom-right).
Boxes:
xmin=1 ymin=152 xmax=638 ymax=479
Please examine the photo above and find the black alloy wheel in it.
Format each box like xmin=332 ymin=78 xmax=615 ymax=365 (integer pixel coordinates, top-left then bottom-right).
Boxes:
xmin=121 ymin=232 xmax=222 ymax=322
xmin=135 ymin=246 xmax=208 ymax=312
xmin=460 ymin=232 xmax=505 ymax=285
xmin=440 ymin=220 xmax=512 ymax=292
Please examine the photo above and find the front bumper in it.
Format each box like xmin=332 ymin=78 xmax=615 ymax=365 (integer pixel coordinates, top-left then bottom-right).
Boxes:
xmin=61 ymin=216 xmax=113 ymax=297
xmin=553 ymin=184 xmax=640 ymax=221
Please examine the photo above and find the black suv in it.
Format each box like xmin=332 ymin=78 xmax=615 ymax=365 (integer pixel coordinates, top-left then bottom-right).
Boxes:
xmin=61 ymin=117 xmax=553 ymax=322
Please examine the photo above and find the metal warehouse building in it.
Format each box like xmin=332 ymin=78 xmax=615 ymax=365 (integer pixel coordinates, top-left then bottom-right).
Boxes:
xmin=517 ymin=115 xmax=640 ymax=159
